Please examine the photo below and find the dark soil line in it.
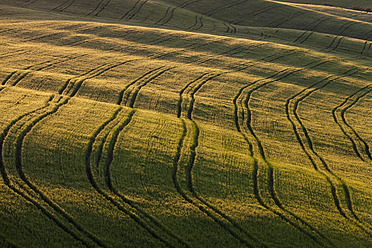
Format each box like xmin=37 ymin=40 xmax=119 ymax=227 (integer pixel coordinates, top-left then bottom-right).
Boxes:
xmin=0 ymin=96 xmax=93 ymax=247
xmin=117 ymin=66 xmax=165 ymax=105
xmin=120 ymin=0 xmax=148 ymax=21
xmin=332 ymin=85 xmax=372 ymax=162
xmin=128 ymin=67 xmax=174 ymax=108
xmin=171 ymin=119 xmax=257 ymax=248
xmin=13 ymin=96 xmax=110 ymax=247
xmin=84 ymin=108 xmax=176 ymax=247
xmin=95 ymin=110 xmax=191 ymax=248
xmin=287 ymin=68 xmax=372 ymax=235
xmin=341 ymin=87 xmax=372 ymax=161
xmin=204 ymin=0 xmax=247 ymax=16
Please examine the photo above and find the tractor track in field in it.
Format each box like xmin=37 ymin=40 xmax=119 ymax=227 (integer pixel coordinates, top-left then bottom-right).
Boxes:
xmin=0 ymin=95 xmax=107 ymax=248
xmin=1 ymin=54 xmax=85 ymax=87
xmin=59 ymin=59 xmax=134 ymax=97
xmin=332 ymin=85 xmax=372 ymax=163
xmin=234 ymin=60 xmax=336 ymax=248
xmin=285 ymin=68 xmax=372 ymax=235
xmin=22 ymin=0 xmax=38 ymax=7
xmin=266 ymin=11 xmax=306 ymax=28
xmin=118 ymin=66 xmax=174 ymax=108
xmin=90 ymin=108 xmax=191 ymax=248
xmin=203 ymin=0 xmax=248 ymax=17
xmin=232 ymin=5 xmax=278 ymax=25
xmin=293 ymin=17 xmax=331 ymax=44
xmin=51 ymin=0 xmax=75 ymax=12
xmin=173 ymin=72 xmax=268 ymax=248
xmin=188 ymin=16 xmax=203 ymax=30
xmin=84 ymin=108 xmax=185 ymax=248
xmin=120 ymin=0 xmax=148 ymax=21
xmin=156 ymin=6 xmax=176 ymax=26
xmin=87 ymin=0 xmax=112 ymax=17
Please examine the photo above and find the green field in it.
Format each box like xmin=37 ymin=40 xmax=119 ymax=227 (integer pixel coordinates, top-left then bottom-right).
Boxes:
xmin=0 ymin=0 xmax=371 ymax=247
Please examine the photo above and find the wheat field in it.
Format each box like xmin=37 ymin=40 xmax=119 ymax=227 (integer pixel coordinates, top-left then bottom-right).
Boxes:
xmin=0 ymin=0 xmax=371 ymax=247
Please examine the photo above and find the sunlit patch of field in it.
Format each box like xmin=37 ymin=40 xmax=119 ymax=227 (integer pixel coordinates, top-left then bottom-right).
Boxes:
xmin=0 ymin=0 xmax=371 ymax=247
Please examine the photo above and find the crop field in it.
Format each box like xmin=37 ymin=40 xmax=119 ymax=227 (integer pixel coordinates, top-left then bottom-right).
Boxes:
xmin=0 ymin=0 xmax=371 ymax=247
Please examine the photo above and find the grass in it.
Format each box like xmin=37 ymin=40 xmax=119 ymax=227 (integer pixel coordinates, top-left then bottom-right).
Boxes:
xmin=0 ymin=0 xmax=371 ymax=247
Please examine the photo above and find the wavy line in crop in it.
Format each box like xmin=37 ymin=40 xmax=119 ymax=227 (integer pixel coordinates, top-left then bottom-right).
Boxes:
xmin=60 ymin=59 xmax=134 ymax=97
xmin=232 ymin=60 xmax=338 ymax=247
xmin=84 ymin=108 xmax=180 ymax=247
xmin=285 ymin=68 xmax=372 ymax=234
xmin=9 ymin=95 xmax=111 ymax=247
xmin=175 ymin=73 xmax=268 ymax=247
xmin=232 ymin=5 xmax=277 ymax=25
xmin=239 ymin=66 xmax=334 ymax=247
xmin=0 ymin=95 xmax=96 ymax=247
xmin=125 ymin=67 xmax=174 ymax=108
xmin=91 ymin=108 xmax=191 ymax=247
xmin=2 ymin=55 xmax=85 ymax=87
xmin=120 ymin=0 xmax=148 ymax=20
xmin=51 ymin=0 xmax=75 ymax=12
xmin=203 ymin=0 xmax=247 ymax=16
xmin=266 ymin=11 xmax=305 ymax=28
xmin=87 ymin=0 xmax=112 ymax=17
xmin=171 ymin=119 xmax=258 ymax=248
xmin=332 ymin=85 xmax=372 ymax=162
xmin=156 ymin=6 xmax=176 ymax=26
xmin=293 ymin=17 xmax=331 ymax=44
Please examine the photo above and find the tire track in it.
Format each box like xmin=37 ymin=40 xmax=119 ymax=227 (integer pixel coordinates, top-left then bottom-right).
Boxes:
xmin=84 ymin=108 xmax=178 ymax=248
xmin=51 ymin=0 xmax=75 ymax=12
xmin=87 ymin=0 xmax=112 ymax=17
xmin=119 ymin=66 xmax=174 ymax=108
xmin=203 ymin=0 xmax=247 ymax=17
xmin=59 ymin=59 xmax=134 ymax=97
xmin=285 ymin=68 xmax=372 ymax=235
xmin=235 ymin=62 xmax=334 ymax=248
xmin=293 ymin=17 xmax=331 ymax=44
xmin=91 ymin=109 xmax=191 ymax=248
xmin=332 ymin=85 xmax=372 ymax=162
xmin=120 ymin=0 xmax=148 ymax=21
xmin=156 ymin=6 xmax=176 ymax=26
xmin=2 ymin=54 xmax=84 ymax=87
xmin=188 ymin=16 xmax=203 ymax=30
xmin=174 ymin=73 xmax=268 ymax=248
xmin=0 ymin=95 xmax=104 ymax=247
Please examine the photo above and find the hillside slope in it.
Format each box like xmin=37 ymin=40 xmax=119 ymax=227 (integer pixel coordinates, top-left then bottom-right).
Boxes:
xmin=0 ymin=0 xmax=371 ymax=247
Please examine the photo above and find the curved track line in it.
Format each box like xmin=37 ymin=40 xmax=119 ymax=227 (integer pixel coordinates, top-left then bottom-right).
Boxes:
xmin=10 ymin=96 xmax=111 ymax=247
xmin=120 ymin=0 xmax=148 ymax=20
xmin=175 ymin=73 xmax=269 ymax=248
xmin=87 ymin=0 xmax=112 ymax=17
xmin=0 ymin=96 xmax=96 ymax=247
xmin=203 ymin=0 xmax=247 ymax=16
xmin=51 ymin=0 xmax=75 ymax=12
xmin=332 ymin=85 xmax=372 ymax=162
xmin=236 ymin=63 xmax=334 ymax=247
xmin=84 ymin=108 xmax=178 ymax=247
xmin=285 ymin=68 xmax=372 ymax=235
xmin=92 ymin=109 xmax=191 ymax=247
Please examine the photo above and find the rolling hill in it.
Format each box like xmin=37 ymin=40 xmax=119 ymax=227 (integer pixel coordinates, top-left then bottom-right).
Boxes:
xmin=0 ymin=0 xmax=371 ymax=247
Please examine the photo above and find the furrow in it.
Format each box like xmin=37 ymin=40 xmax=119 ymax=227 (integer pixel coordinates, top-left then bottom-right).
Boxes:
xmin=51 ymin=0 xmax=75 ymax=12
xmin=176 ymin=73 xmax=267 ymax=247
xmin=340 ymin=88 xmax=372 ymax=162
xmin=0 ymin=96 xmax=95 ymax=247
xmin=203 ymin=0 xmax=247 ymax=16
xmin=84 ymin=108 xmax=175 ymax=248
xmin=120 ymin=0 xmax=148 ymax=21
xmin=62 ymin=60 xmax=134 ymax=97
xmin=127 ymin=67 xmax=174 ymax=108
xmin=332 ymin=85 xmax=372 ymax=162
xmin=117 ymin=66 xmax=165 ymax=105
xmin=171 ymin=119 xmax=257 ymax=248
xmin=89 ymin=0 xmax=112 ymax=17
xmin=10 ymin=96 xmax=110 ymax=247
xmin=286 ymin=68 xmax=372 ymax=234
xmin=95 ymin=110 xmax=191 ymax=248
xmin=233 ymin=60 xmax=339 ymax=247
